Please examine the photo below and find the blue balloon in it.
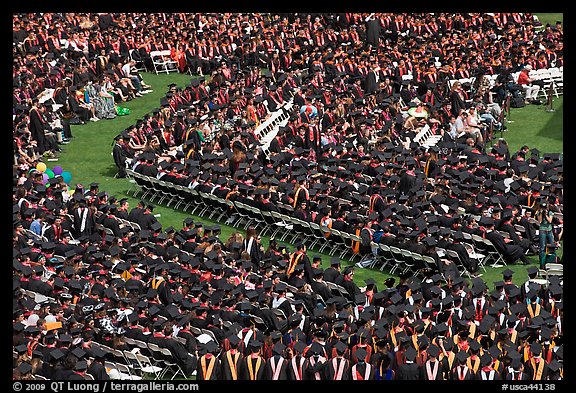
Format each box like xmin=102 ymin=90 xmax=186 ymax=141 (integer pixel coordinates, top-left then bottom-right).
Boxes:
xmin=61 ymin=171 xmax=72 ymax=184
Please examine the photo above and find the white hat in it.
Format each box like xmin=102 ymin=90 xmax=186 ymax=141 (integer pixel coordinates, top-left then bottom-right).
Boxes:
xmin=524 ymin=65 xmax=532 ymax=71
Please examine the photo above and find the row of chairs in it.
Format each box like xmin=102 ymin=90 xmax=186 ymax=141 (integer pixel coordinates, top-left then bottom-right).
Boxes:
xmin=91 ymin=340 xmax=189 ymax=380
xmin=127 ymin=168 xmax=510 ymax=278
xmin=412 ymin=124 xmax=442 ymax=149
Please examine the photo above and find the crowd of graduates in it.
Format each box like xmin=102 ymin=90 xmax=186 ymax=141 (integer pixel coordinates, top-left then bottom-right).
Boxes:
xmin=13 ymin=12 xmax=563 ymax=381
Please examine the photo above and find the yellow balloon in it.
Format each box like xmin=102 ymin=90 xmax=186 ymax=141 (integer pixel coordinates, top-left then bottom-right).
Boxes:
xmin=36 ymin=162 xmax=47 ymax=173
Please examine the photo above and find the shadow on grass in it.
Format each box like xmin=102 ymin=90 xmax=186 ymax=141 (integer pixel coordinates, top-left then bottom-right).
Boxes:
xmin=536 ymin=99 xmax=563 ymax=145
xmin=101 ymin=165 xmax=121 ymax=178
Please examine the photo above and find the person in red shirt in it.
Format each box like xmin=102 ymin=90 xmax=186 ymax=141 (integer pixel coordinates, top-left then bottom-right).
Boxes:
xmin=516 ymin=65 xmax=540 ymax=103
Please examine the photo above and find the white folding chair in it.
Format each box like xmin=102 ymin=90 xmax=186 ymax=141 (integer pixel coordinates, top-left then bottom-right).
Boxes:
xmin=150 ymin=50 xmax=178 ymax=75
xmin=158 ymin=347 xmax=187 ymax=379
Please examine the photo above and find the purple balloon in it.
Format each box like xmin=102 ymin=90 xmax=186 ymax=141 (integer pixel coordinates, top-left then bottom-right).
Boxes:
xmin=53 ymin=166 xmax=63 ymax=175
xmin=42 ymin=173 xmax=49 ymax=184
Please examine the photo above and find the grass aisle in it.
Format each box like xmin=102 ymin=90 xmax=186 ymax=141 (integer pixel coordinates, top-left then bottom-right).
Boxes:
xmin=56 ymin=70 xmax=561 ymax=289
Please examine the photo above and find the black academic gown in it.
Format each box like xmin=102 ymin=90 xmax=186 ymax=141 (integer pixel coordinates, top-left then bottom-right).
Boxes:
xmin=322 ymin=267 xmax=341 ymax=284
xmin=196 ymin=354 xmax=221 ymax=380
xmin=485 ymin=230 xmax=525 ymax=264
xmin=286 ymin=355 xmax=307 ymax=380
xmin=238 ymin=354 xmax=267 ymax=380
xmin=350 ymin=361 xmax=376 ymax=380
xmin=310 ymin=280 xmax=334 ymax=303
xmin=28 ymin=107 xmax=48 ymax=154
xmin=340 ymin=277 xmax=361 ymax=299
xmin=220 ymin=349 xmax=242 ymax=380
xmin=303 ymin=355 xmax=327 ymax=380
xmin=419 ymin=360 xmax=444 ymax=380
xmin=323 ymin=356 xmax=352 ymax=380
xmin=87 ymin=361 xmax=110 ymax=380
xmin=450 ymin=365 xmax=475 ymax=380
xmin=397 ymin=361 xmax=421 ymax=380
xmin=137 ymin=212 xmax=160 ymax=231
xmin=264 ymin=355 xmax=289 ymax=380
xmin=148 ymin=335 xmax=196 ymax=376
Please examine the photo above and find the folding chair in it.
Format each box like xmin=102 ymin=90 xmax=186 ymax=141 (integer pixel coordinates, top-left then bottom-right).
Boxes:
xmin=183 ymin=188 xmax=203 ymax=216
xmin=129 ymin=49 xmax=147 ymax=72
xmin=158 ymin=347 xmax=187 ymax=379
xmin=308 ymin=221 xmax=331 ymax=252
xmin=463 ymin=242 xmax=488 ymax=272
xmin=270 ymin=211 xmax=294 ymax=241
xmin=326 ymin=228 xmax=349 ymax=258
xmin=131 ymin=350 xmax=163 ymax=379
xmin=376 ymin=243 xmax=393 ymax=272
xmin=421 ymin=255 xmax=439 ymax=273
xmin=444 ymin=249 xmax=475 ymax=278
xmin=288 ymin=218 xmax=313 ymax=244
xmin=410 ymin=252 xmax=428 ymax=278
xmin=258 ymin=209 xmax=276 ymax=237
xmin=115 ymin=362 xmax=142 ymax=380
xmin=481 ymin=237 xmax=506 ymax=267
xmin=266 ymin=210 xmax=289 ymax=239
xmin=344 ymin=232 xmax=363 ymax=262
xmin=231 ymin=201 xmax=255 ymax=229
xmin=243 ymin=204 xmax=268 ymax=232
xmin=545 ymin=263 xmax=563 ymax=280
xmin=326 ymin=281 xmax=352 ymax=300
xmin=150 ymin=50 xmax=179 ymax=75
xmin=388 ymin=246 xmax=405 ymax=275
xmin=122 ymin=350 xmax=146 ymax=378
xmin=400 ymin=249 xmax=416 ymax=275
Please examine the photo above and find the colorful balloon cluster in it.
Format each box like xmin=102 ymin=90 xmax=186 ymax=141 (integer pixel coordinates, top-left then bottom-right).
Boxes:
xmin=34 ymin=162 xmax=72 ymax=185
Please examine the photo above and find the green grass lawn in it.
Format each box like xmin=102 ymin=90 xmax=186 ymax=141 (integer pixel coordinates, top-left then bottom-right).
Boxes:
xmin=535 ymin=13 xmax=563 ymax=27
xmin=55 ymin=66 xmax=562 ymax=292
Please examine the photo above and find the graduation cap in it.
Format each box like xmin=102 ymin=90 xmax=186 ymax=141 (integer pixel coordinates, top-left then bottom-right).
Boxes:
xmin=427 ymin=344 xmax=440 ymax=358
xmin=17 ymin=362 xmax=33 ymax=374
xmin=355 ymin=346 xmax=368 ymax=362
xmin=455 ymin=350 xmax=469 ymax=364
xmin=271 ymin=342 xmax=286 ymax=356
xmin=47 ymin=347 xmax=65 ymax=362
xmin=404 ymin=346 xmax=417 ymax=361
xmin=308 ymin=341 xmax=325 ymax=357
xmin=71 ymin=347 xmax=87 ymax=359
xmin=334 ymin=340 xmax=347 ymax=355
xmin=293 ymin=340 xmax=307 ymax=355
xmin=468 ymin=340 xmax=481 ymax=353
xmin=249 ymin=339 xmax=263 ymax=352
xmin=501 ymin=269 xmax=514 ymax=279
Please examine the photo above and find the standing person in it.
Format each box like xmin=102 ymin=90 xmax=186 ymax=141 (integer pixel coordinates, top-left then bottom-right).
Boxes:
xmin=324 ymin=341 xmax=351 ymax=380
xmin=397 ymin=347 xmax=421 ymax=380
xmin=72 ymin=199 xmax=95 ymax=238
xmin=286 ymin=242 xmax=313 ymax=284
xmin=220 ymin=335 xmax=242 ymax=380
xmin=238 ymin=340 xmax=266 ymax=380
xmin=28 ymin=99 xmax=48 ymax=154
xmin=242 ymin=226 xmax=264 ymax=270
xmin=149 ymin=264 xmax=173 ymax=305
xmin=112 ymin=134 xmax=132 ymax=178
xmin=449 ymin=81 xmax=467 ymax=118
xmin=535 ymin=201 xmax=555 ymax=268
xmin=351 ymin=347 xmax=375 ymax=380
xmin=364 ymin=13 xmax=380 ymax=49
xmin=264 ymin=343 xmax=289 ymax=380
xmin=196 ymin=341 xmax=221 ymax=380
